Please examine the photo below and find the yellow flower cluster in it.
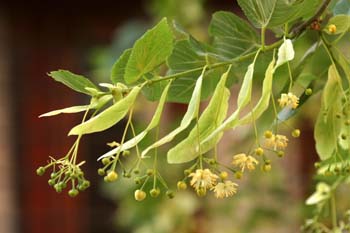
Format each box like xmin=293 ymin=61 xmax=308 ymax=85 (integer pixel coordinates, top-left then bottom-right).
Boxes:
xmin=189 ymin=168 xmax=218 ymax=196
xmin=232 ymin=153 xmax=259 ymax=172
xmin=278 ymin=92 xmax=299 ymax=109
xmin=264 ymin=134 xmax=289 ymax=150
xmin=188 ymin=169 xmax=238 ymax=198
xmin=212 ymin=181 xmax=238 ymax=198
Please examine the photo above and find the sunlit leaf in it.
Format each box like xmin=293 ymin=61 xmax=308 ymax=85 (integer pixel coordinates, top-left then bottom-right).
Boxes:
xmin=167 ymin=67 xmax=231 ymax=164
xmin=48 ymin=70 xmax=99 ymax=95
xmin=39 ymin=95 xmax=112 ymax=118
xmin=98 ymin=82 xmax=172 ymax=160
xmin=69 ymin=86 xmax=142 ymax=135
xmin=141 ymin=70 xmax=204 ymax=157
xmin=125 ymin=18 xmax=174 ymax=84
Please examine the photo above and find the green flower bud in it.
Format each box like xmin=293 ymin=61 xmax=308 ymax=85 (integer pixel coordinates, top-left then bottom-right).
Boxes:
xmin=255 ymin=147 xmax=264 ymax=156
xmin=262 ymin=164 xmax=272 ymax=172
xmin=166 ymin=190 xmax=175 ymax=199
xmin=146 ymin=169 xmax=154 ymax=176
xmin=234 ymin=171 xmax=243 ymax=179
xmin=68 ymin=188 xmax=79 ymax=197
xmin=98 ymin=168 xmax=105 ymax=176
xmin=36 ymin=166 xmax=46 ymax=176
xmin=122 ymin=150 xmax=130 ymax=157
xmin=101 ymin=158 xmax=110 ymax=166
xmin=177 ymin=181 xmax=187 ymax=190
xmin=292 ymin=129 xmax=300 ymax=138
xmin=48 ymin=179 xmax=55 ymax=186
xmin=305 ymin=88 xmax=313 ymax=96
xmin=150 ymin=188 xmax=160 ymax=198
xmin=277 ymin=151 xmax=285 ymax=158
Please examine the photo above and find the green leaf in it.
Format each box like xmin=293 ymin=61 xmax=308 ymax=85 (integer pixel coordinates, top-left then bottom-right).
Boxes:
xmin=314 ymin=65 xmax=342 ymax=160
xmin=208 ymin=11 xmax=259 ymax=60
xmin=268 ymin=0 xmax=322 ymax=28
xmin=324 ymin=15 xmax=350 ymax=35
xmin=167 ymin=67 xmax=231 ymax=164
xmin=276 ymin=39 xmax=295 ymax=68
xmin=239 ymin=57 xmax=276 ymax=124
xmin=163 ymin=39 xmax=221 ymax=103
xmin=39 ymin=95 xmax=112 ymax=117
xmin=111 ymin=48 xmax=132 ymax=84
xmin=141 ymin=70 xmax=204 ymax=157
xmin=199 ymin=53 xmax=262 ymax=154
xmin=68 ymin=86 xmax=142 ymax=135
xmin=48 ymin=70 xmax=99 ymax=95
xmin=124 ymin=18 xmax=174 ymax=84
xmin=237 ymin=0 xmax=277 ymax=28
xmin=333 ymin=0 xmax=350 ymax=15
xmin=332 ymin=47 xmax=350 ymax=84
xmin=98 ymin=81 xmax=172 ymax=160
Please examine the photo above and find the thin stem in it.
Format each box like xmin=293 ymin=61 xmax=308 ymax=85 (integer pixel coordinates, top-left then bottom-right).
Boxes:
xmin=287 ymin=61 xmax=293 ymax=92
xmin=291 ymin=0 xmax=331 ymax=37
xmin=261 ymin=27 xmax=266 ymax=51
xmin=146 ymin=40 xmax=283 ymax=86
xmin=331 ymin=194 xmax=337 ymax=230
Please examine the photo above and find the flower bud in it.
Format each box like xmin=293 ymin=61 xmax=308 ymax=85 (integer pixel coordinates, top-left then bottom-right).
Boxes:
xmin=255 ymin=147 xmax=264 ymax=156
xmin=262 ymin=164 xmax=272 ymax=172
xmin=150 ymin=188 xmax=160 ymax=198
xmin=106 ymin=171 xmax=118 ymax=182
xmin=177 ymin=181 xmax=187 ymax=190
xmin=166 ymin=190 xmax=175 ymax=199
xmin=305 ymin=88 xmax=313 ymax=96
xmin=328 ymin=24 xmax=337 ymax=34
xmin=36 ymin=166 xmax=46 ymax=176
xmin=219 ymin=171 xmax=228 ymax=180
xmin=101 ymin=157 xmax=110 ymax=166
xmin=264 ymin=130 xmax=273 ymax=139
xmin=292 ymin=129 xmax=300 ymax=138
xmin=68 ymin=188 xmax=79 ymax=197
xmin=134 ymin=189 xmax=146 ymax=201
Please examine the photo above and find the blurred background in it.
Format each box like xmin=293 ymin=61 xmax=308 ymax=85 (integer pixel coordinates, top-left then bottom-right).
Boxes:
xmin=0 ymin=0 xmax=320 ymax=233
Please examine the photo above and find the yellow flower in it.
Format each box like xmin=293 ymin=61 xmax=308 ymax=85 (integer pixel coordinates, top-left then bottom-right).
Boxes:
xmin=188 ymin=169 xmax=218 ymax=196
xmin=232 ymin=153 xmax=259 ymax=172
xmin=278 ymin=92 xmax=299 ymax=109
xmin=212 ymin=180 xmax=238 ymax=198
xmin=264 ymin=134 xmax=288 ymax=150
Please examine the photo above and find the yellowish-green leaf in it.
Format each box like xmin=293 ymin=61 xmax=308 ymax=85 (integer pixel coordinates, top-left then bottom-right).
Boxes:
xmin=39 ymin=95 xmax=112 ymax=118
xmin=324 ymin=15 xmax=350 ymax=35
xmin=48 ymin=70 xmax=99 ymax=95
xmin=69 ymin=86 xmax=142 ymax=135
xmin=98 ymin=81 xmax=172 ymax=160
xmin=167 ymin=68 xmax=231 ymax=164
xmin=141 ymin=70 xmax=204 ymax=157
xmin=125 ymin=18 xmax=173 ymax=84
xmin=239 ymin=57 xmax=276 ymax=124
xmin=314 ymin=65 xmax=342 ymax=160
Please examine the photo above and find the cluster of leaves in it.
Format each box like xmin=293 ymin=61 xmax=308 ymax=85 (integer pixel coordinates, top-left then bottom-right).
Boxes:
xmin=37 ymin=0 xmax=350 ymax=231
